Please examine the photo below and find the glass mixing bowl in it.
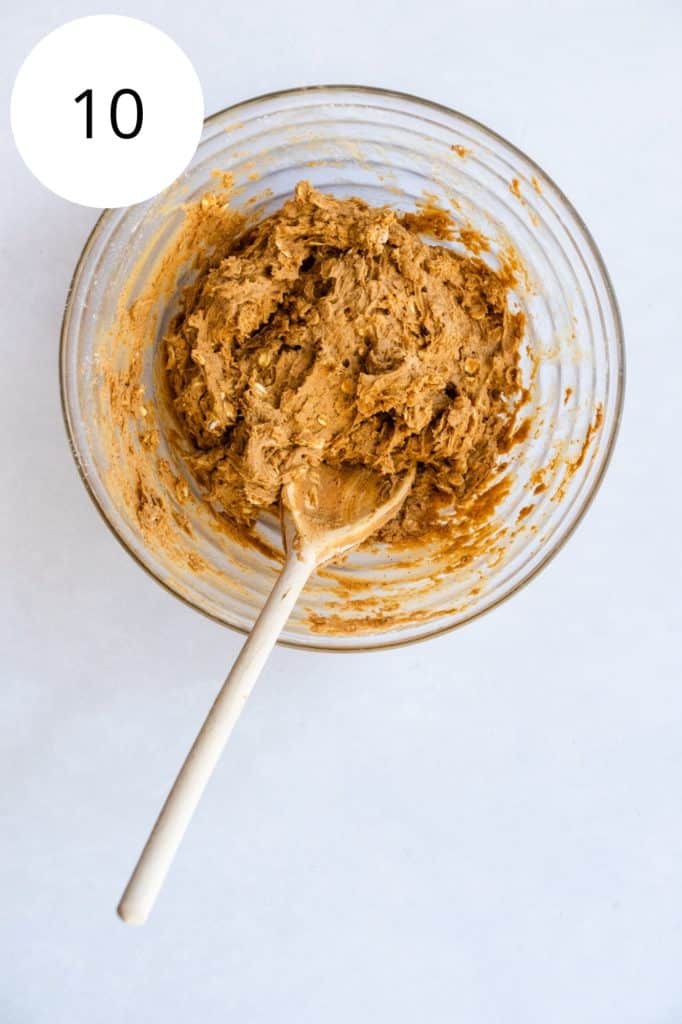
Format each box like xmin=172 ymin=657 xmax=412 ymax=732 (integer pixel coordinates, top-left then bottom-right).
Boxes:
xmin=60 ymin=85 xmax=624 ymax=651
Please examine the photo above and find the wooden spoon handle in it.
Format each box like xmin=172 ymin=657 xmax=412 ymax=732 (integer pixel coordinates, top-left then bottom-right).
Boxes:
xmin=117 ymin=549 xmax=315 ymax=925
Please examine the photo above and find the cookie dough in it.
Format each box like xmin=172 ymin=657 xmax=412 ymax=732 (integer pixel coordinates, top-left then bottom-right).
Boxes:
xmin=165 ymin=182 xmax=524 ymax=540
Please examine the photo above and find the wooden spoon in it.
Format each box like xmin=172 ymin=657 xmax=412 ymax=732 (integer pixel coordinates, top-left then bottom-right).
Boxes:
xmin=117 ymin=462 xmax=415 ymax=925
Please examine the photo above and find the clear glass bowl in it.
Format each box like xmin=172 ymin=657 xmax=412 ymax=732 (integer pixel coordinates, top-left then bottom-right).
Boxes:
xmin=60 ymin=85 xmax=624 ymax=651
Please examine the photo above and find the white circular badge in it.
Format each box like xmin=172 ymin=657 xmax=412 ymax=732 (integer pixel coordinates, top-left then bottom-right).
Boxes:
xmin=10 ymin=16 xmax=204 ymax=208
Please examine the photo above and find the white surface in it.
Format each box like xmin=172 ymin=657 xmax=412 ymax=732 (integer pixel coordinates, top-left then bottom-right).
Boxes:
xmin=2 ymin=2 xmax=681 ymax=1021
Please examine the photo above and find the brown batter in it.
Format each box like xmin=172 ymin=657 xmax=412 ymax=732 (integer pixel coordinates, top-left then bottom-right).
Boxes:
xmin=164 ymin=182 xmax=525 ymax=541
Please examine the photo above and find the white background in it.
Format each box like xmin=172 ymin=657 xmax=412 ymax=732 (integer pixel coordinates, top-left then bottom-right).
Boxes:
xmin=2 ymin=2 xmax=681 ymax=1022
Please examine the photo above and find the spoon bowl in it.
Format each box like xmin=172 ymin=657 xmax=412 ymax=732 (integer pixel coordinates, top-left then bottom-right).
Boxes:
xmin=283 ymin=464 xmax=416 ymax=565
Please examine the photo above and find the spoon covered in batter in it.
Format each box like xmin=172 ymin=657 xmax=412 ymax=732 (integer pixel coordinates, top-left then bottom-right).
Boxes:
xmin=117 ymin=462 xmax=415 ymax=925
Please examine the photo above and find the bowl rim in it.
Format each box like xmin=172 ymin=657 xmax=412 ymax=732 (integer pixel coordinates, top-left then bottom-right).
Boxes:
xmin=59 ymin=83 xmax=625 ymax=654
